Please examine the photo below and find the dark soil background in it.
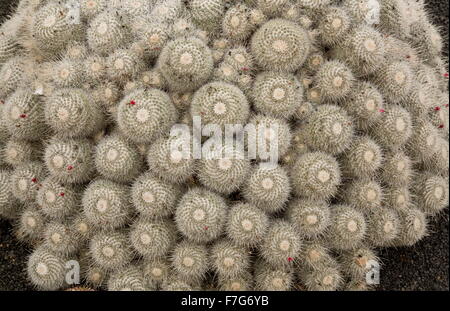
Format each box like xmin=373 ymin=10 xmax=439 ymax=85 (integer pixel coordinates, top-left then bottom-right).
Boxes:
xmin=0 ymin=0 xmax=448 ymax=291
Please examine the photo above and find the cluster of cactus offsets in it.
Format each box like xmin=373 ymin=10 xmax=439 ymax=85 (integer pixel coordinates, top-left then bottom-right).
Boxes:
xmin=0 ymin=0 xmax=448 ymax=292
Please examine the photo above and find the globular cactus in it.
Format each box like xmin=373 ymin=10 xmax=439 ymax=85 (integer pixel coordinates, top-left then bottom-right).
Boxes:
xmin=365 ymin=207 xmax=400 ymax=247
xmin=0 ymin=56 xmax=25 ymax=99
xmin=318 ymin=7 xmax=351 ymax=46
xmin=314 ymin=60 xmax=355 ymax=101
xmin=257 ymin=0 xmax=289 ymax=17
xmin=107 ymin=49 xmax=144 ymax=82
xmin=304 ymin=51 xmax=325 ymax=74
xmin=225 ymin=202 xmax=269 ymax=248
xmin=291 ymin=152 xmax=341 ymax=200
xmin=130 ymin=218 xmax=177 ymax=259
xmin=190 ymin=81 xmax=250 ymax=128
xmin=299 ymin=242 xmax=335 ymax=271
xmin=383 ymin=186 xmax=411 ymax=211
xmin=410 ymin=20 xmax=443 ymax=62
xmin=2 ymin=88 xmax=48 ymax=141
xmin=343 ymin=0 xmax=377 ymax=24
xmin=49 ymin=59 xmax=85 ymax=88
xmin=71 ymin=214 xmax=94 ymax=243
xmin=374 ymin=62 xmax=413 ymax=104
xmin=10 ymin=161 xmax=46 ymax=203
xmin=286 ymin=198 xmax=330 ymax=238
xmin=300 ymin=263 xmax=343 ymax=291
xmin=44 ymin=138 xmax=95 ymax=184
xmin=217 ymin=272 xmax=253 ymax=291
xmin=45 ymin=88 xmax=104 ymax=138
xmin=0 ymin=33 xmax=20 ymax=65
xmin=251 ymin=19 xmax=311 ymax=72
xmin=222 ymin=3 xmax=255 ymax=42
xmin=171 ymin=240 xmax=209 ymax=283
xmin=242 ymin=166 xmax=291 ymax=214
xmin=107 ymin=265 xmax=146 ymax=291
xmin=143 ymin=258 xmax=171 ymax=287
xmin=170 ymin=18 xmax=204 ymax=41
xmin=0 ymin=170 xmax=21 ymax=219
xmin=147 ymin=135 xmax=196 ymax=185
xmin=341 ymin=82 xmax=384 ymax=131
xmin=84 ymin=264 xmax=109 ymax=289
xmin=117 ymin=89 xmax=178 ymax=144
xmin=223 ymin=46 xmax=254 ymax=73
xmin=17 ymin=205 xmax=45 ymax=242
xmin=281 ymin=3 xmax=301 ymax=21
xmin=134 ymin=22 xmax=167 ymax=60
xmin=139 ymin=69 xmax=167 ymax=89
xmin=37 ymin=177 xmax=79 ymax=220
xmin=211 ymin=239 xmax=250 ymax=279
xmin=150 ymin=0 xmax=185 ymax=24
xmin=63 ymin=41 xmax=89 ymax=61
xmin=252 ymin=71 xmax=303 ymax=119
xmin=301 ymin=105 xmax=354 ymax=155
xmin=298 ymin=0 xmax=332 ymax=10
xmin=27 ymin=245 xmax=67 ymax=290
xmin=339 ymin=26 xmax=386 ymax=76
xmin=175 ymin=187 xmax=228 ymax=243
xmin=87 ymin=11 xmax=128 ymax=55
xmin=92 ymin=81 xmax=121 ymax=110
xmin=89 ymin=230 xmax=134 ymax=271
xmin=131 ymin=172 xmax=181 ymax=219
xmin=338 ymin=247 xmax=379 ymax=281
xmin=326 ymin=205 xmax=367 ymax=251
xmin=0 ymin=105 xmax=10 ymax=143
xmin=378 ymin=0 xmax=412 ymax=40
xmin=213 ymin=61 xmax=239 ymax=85
xmin=190 ymin=0 xmax=225 ymax=31
xmin=394 ymin=207 xmax=428 ymax=247
xmin=371 ymin=106 xmax=413 ymax=150
xmin=246 ymin=114 xmax=292 ymax=159
xmin=344 ymin=279 xmax=373 ymax=291
xmin=260 ymin=220 xmax=302 ymax=267
xmin=384 ymin=35 xmax=420 ymax=64
xmin=403 ymin=82 xmax=435 ymax=117
xmin=161 ymin=278 xmax=194 ymax=291
xmin=80 ymin=0 xmax=108 ymax=22
xmin=290 ymin=128 xmax=311 ymax=157
xmin=254 ymin=260 xmax=293 ymax=291
xmin=157 ymin=36 xmax=214 ymax=92
xmin=197 ymin=145 xmax=251 ymax=195
xmin=429 ymin=94 xmax=449 ymax=133
xmin=82 ymin=179 xmax=132 ymax=230
xmin=31 ymin=2 xmax=83 ymax=56
xmin=425 ymin=137 xmax=449 ymax=176
xmin=342 ymin=179 xmax=383 ymax=211
xmin=381 ymin=151 xmax=413 ymax=186
xmin=341 ymin=136 xmax=383 ymax=178
xmin=43 ymin=221 xmax=81 ymax=256
xmin=83 ymin=55 xmax=107 ymax=83
xmin=94 ymin=135 xmax=143 ymax=183
xmin=2 ymin=139 xmax=41 ymax=167
xmin=413 ymin=173 xmax=449 ymax=215
xmin=407 ymin=119 xmax=440 ymax=162
xmin=305 ymin=85 xmax=323 ymax=104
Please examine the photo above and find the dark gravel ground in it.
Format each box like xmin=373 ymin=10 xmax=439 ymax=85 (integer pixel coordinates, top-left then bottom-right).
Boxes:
xmin=0 ymin=1 xmax=448 ymax=291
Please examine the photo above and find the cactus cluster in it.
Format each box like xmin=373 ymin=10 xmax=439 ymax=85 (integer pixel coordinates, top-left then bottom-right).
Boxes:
xmin=0 ymin=0 xmax=448 ymax=291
